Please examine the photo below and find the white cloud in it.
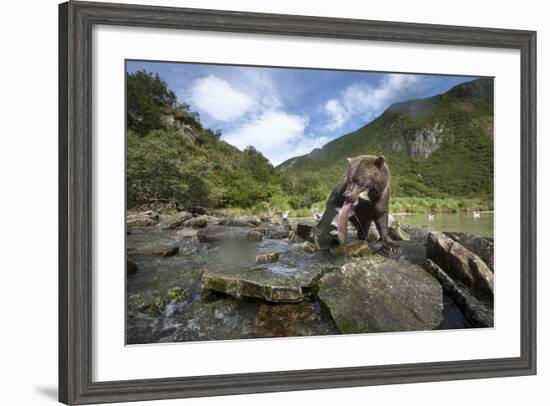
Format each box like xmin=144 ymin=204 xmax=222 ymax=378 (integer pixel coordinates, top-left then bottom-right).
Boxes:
xmin=223 ymin=110 xmax=327 ymax=165
xmin=324 ymin=99 xmax=350 ymax=131
xmin=189 ymin=75 xmax=254 ymax=121
xmin=324 ymin=74 xmax=423 ymax=130
xmin=186 ymin=71 xmax=327 ymax=164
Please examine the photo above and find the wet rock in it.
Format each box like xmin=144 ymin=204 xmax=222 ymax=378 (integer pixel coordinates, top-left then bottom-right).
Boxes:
xmin=444 ymin=232 xmax=494 ymax=272
xmin=197 ymin=225 xmax=262 ymax=243
xmin=202 ymin=263 xmax=329 ymax=303
xmin=183 ymin=216 xmax=208 ymax=228
xmin=170 ymin=228 xmax=198 ymax=240
xmin=426 ymin=232 xmax=493 ymax=300
xmin=401 ymin=224 xmax=431 ymax=242
xmin=299 ymin=241 xmax=319 ymax=254
xmin=367 ymin=224 xmax=380 ymax=242
xmin=252 ymin=301 xmax=338 ymax=338
xmin=255 ymin=252 xmax=280 ymax=264
xmin=168 ymin=297 xmax=260 ymax=343
xmin=127 ymin=259 xmax=138 ymax=275
xmin=219 ymin=215 xmax=261 ymax=227
xmin=331 ymin=240 xmax=371 ymax=258
xmin=140 ymin=287 xmax=185 ymax=317
xmin=127 ymin=242 xmax=179 ymax=257
xmin=425 ymin=259 xmax=493 ymax=327
xmin=258 ymin=227 xmax=290 ymax=240
xmin=389 ymin=221 xmax=410 ymax=241
xmin=318 ymin=257 xmax=444 ymax=334
xmin=161 ymin=211 xmax=193 ymax=230
xmin=126 ymin=211 xmax=159 ymax=227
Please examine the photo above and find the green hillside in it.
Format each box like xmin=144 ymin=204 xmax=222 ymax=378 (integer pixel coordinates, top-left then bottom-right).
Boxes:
xmin=126 ymin=70 xmax=284 ymax=212
xmin=279 ymin=78 xmax=494 ymax=212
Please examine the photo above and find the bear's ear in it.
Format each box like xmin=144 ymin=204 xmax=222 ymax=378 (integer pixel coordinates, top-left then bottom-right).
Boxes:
xmin=375 ymin=155 xmax=385 ymax=167
xmin=346 ymin=157 xmax=353 ymax=163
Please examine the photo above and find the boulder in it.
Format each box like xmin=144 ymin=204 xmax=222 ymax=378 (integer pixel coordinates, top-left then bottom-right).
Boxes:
xmin=197 ymin=225 xmax=262 ymax=243
xmin=389 ymin=221 xmax=410 ymax=241
xmin=425 ymin=259 xmax=493 ymax=327
xmin=202 ymin=263 xmax=329 ymax=303
xmin=189 ymin=206 xmax=207 ymax=215
xmin=444 ymin=232 xmax=494 ymax=272
xmin=160 ymin=211 xmax=193 ymax=230
xmin=183 ymin=216 xmax=208 ymax=228
xmin=426 ymin=232 xmax=493 ymax=300
xmin=401 ymin=224 xmax=431 ymax=242
xmin=317 ymin=257 xmax=444 ymax=334
xmin=255 ymin=252 xmax=280 ymax=264
xmin=126 ymin=211 xmax=159 ymax=227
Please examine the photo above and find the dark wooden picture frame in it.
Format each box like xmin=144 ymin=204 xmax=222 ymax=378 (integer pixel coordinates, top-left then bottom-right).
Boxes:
xmin=59 ymin=1 xmax=537 ymax=404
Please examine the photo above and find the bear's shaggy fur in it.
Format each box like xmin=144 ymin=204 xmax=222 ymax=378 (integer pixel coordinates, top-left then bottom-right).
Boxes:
xmin=312 ymin=155 xmax=399 ymax=254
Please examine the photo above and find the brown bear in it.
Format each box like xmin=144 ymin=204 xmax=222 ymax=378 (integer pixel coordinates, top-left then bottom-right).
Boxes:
xmin=311 ymin=155 xmax=400 ymax=254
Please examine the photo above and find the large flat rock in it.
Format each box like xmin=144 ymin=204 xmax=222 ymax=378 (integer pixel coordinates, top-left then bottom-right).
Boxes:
xmin=318 ymin=257 xmax=444 ymax=334
xmin=202 ymin=263 xmax=331 ymax=303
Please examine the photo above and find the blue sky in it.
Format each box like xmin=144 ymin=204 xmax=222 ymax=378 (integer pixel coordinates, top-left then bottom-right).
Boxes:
xmin=127 ymin=61 xmax=477 ymax=165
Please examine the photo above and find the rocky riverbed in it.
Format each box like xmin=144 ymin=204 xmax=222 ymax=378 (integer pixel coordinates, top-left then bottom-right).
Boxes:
xmin=126 ymin=209 xmax=493 ymax=344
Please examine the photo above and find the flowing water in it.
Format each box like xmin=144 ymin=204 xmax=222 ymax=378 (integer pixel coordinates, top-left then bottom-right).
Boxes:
xmin=397 ymin=212 xmax=494 ymax=239
xmin=126 ymin=219 xmax=473 ymax=345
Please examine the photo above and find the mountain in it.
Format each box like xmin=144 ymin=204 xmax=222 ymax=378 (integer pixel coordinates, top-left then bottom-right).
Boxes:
xmin=278 ymin=78 xmax=494 ymax=200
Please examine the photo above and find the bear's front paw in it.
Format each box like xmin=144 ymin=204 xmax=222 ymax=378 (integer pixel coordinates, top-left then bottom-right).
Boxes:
xmin=380 ymin=240 xmax=401 ymax=258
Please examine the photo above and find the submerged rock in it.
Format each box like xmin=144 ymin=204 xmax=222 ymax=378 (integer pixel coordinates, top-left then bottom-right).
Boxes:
xmin=317 ymin=257 xmax=444 ymax=334
xmin=425 ymin=259 xmax=493 ymax=327
xmin=197 ymin=225 xmax=262 ymax=243
xmin=161 ymin=211 xmax=193 ymax=230
xmin=139 ymin=287 xmax=186 ymax=317
xmin=426 ymin=232 xmax=493 ymax=300
xmin=252 ymin=301 xmax=338 ymax=338
xmin=202 ymin=263 xmax=330 ymax=303
xmin=444 ymin=232 xmax=494 ymax=272
xmin=126 ymin=211 xmax=159 ymax=227
xmin=255 ymin=252 xmax=280 ymax=264
xmin=127 ymin=242 xmax=179 ymax=257
xmin=170 ymin=228 xmax=198 ymax=240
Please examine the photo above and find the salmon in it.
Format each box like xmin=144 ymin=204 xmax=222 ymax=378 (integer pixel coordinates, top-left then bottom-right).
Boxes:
xmin=337 ymin=202 xmax=354 ymax=245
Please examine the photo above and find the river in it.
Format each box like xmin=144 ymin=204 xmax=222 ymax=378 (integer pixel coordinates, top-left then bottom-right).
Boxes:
xmin=397 ymin=212 xmax=494 ymax=239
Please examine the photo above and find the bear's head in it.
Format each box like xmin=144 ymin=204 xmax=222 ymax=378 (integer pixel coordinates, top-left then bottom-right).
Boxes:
xmin=343 ymin=155 xmax=389 ymax=204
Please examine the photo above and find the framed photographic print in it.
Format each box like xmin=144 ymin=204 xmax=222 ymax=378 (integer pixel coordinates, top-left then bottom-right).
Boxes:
xmin=59 ymin=1 xmax=536 ymax=404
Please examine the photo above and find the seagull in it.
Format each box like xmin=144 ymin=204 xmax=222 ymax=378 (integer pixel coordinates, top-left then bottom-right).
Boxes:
xmin=311 ymin=207 xmax=322 ymax=222
xmin=473 ymin=211 xmax=481 ymax=219
xmin=427 ymin=213 xmax=435 ymax=221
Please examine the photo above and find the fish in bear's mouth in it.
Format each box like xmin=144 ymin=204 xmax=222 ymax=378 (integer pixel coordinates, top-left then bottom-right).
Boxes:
xmin=336 ymin=190 xmax=369 ymax=245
